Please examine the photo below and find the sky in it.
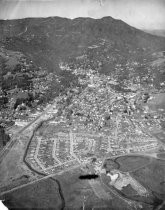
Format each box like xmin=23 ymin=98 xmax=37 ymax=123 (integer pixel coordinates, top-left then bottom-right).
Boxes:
xmin=0 ymin=0 xmax=165 ymax=30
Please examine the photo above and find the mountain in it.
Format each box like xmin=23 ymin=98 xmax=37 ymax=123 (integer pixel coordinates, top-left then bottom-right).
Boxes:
xmin=1 ymin=16 xmax=165 ymax=135
xmin=0 ymin=16 xmax=165 ymax=73
xmin=144 ymin=29 xmax=165 ymax=37
xmin=1 ymin=16 xmax=165 ymax=210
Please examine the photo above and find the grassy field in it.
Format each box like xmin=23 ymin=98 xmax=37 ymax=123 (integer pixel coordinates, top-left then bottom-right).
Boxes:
xmin=157 ymin=152 xmax=165 ymax=159
xmin=132 ymin=159 xmax=165 ymax=198
xmin=1 ymin=166 xmax=157 ymax=210
xmin=56 ymin=169 xmax=93 ymax=209
xmin=1 ymin=178 xmax=62 ymax=210
xmin=120 ymin=183 xmax=158 ymax=206
xmin=115 ymin=155 xmax=150 ymax=172
xmin=56 ymin=168 xmax=131 ymax=210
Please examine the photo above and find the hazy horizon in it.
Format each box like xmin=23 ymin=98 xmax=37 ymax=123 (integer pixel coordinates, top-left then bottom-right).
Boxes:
xmin=0 ymin=0 xmax=165 ymax=30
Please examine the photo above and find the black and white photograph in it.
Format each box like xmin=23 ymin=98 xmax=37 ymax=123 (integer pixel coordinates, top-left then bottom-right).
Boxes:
xmin=0 ymin=0 xmax=165 ymax=209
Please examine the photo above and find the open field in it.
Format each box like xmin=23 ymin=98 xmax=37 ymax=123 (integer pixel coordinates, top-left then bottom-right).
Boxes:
xmin=1 ymin=178 xmax=62 ymax=210
xmin=157 ymin=152 xmax=165 ymax=159
xmin=55 ymin=169 xmax=130 ymax=210
xmin=56 ymin=169 xmax=94 ymax=209
xmin=119 ymin=181 xmax=158 ymax=206
xmin=115 ymin=155 xmax=151 ymax=172
xmin=132 ymin=159 xmax=165 ymax=199
xmin=104 ymin=155 xmax=150 ymax=173
xmin=118 ymin=185 xmax=159 ymax=208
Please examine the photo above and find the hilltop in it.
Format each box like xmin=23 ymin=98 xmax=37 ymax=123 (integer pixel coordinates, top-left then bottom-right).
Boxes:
xmin=0 ymin=16 xmax=165 ymax=73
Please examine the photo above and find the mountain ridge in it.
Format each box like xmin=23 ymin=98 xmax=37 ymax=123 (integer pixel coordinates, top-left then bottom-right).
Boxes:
xmin=1 ymin=16 xmax=165 ymax=210
xmin=0 ymin=16 xmax=165 ymax=74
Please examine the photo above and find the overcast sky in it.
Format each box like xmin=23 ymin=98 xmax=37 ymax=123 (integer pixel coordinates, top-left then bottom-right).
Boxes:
xmin=0 ymin=0 xmax=165 ymax=30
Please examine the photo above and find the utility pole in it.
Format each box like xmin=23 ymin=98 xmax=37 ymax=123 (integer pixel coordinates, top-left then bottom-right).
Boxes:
xmin=82 ymin=195 xmax=86 ymax=210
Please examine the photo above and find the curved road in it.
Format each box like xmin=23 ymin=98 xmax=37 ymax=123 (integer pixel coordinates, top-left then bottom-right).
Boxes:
xmin=22 ymin=122 xmax=66 ymax=210
xmin=0 ymin=103 xmax=56 ymax=164
xmin=0 ymin=103 xmax=66 ymax=209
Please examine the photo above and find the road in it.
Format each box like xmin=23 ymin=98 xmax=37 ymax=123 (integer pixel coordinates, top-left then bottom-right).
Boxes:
xmin=1 ymin=100 xmax=164 ymax=209
xmin=0 ymin=164 xmax=79 ymax=196
xmin=0 ymin=103 xmax=56 ymax=164
xmin=0 ymin=163 xmax=66 ymax=210
xmin=17 ymin=26 xmax=28 ymax=36
xmin=0 ymin=102 xmax=66 ymax=210
xmin=0 ymin=100 xmax=82 ymax=199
